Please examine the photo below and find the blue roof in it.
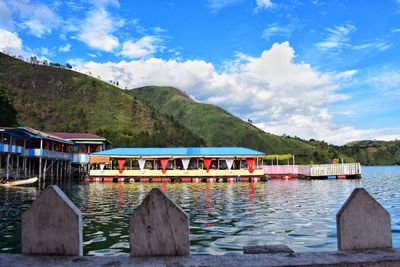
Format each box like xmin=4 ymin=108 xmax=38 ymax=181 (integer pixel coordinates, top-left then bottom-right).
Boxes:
xmin=18 ymin=127 xmax=74 ymax=144
xmin=0 ymin=127 xmax=74 ymax=144
xmin=92 ymin=147 xmax=265 ymax=157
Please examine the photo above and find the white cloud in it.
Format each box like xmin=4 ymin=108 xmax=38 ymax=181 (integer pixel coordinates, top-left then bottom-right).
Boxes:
xmin=315 ymin=24 xmax=356 ymax=50
xmin=207 ymin=0 xmax=242 ymax=12
xmin=8 ymin=0 xmax=58 ymax=37
xmin=315 ymin=24 xmax=390 ymax=52
xmin=262 ymin=23 xmax=292 ymax=39
xmin=255 ymin=0 xmax=273 ymax=11
xmin=152 ymin=26 xmax=165 ymax=33
xmin=0 ymin=29 xmax=22 ymax=51
xmin=78 ymin=8 xmax=121 ymax=52
xmin=67 ymin=57 xmax=85 ymax=66
xmin=119 ymin=36 xmax=163 ymax=59
xmin=59 ymin=44 xmax=71 ymax=52
xmin=352 ymin=40 xmax=390 ymax=51
xmin=39 ymin=47 xmax=50 ymax=56
xmin=0 ymin=29 xmax=35 ymax=59
xmin=207 ymin=0 xmax=273 ymax=12
xmin=367 ymin=70 xmax=400 ymax=97
xmin=21 ymin=19 xmax=51 ymax=37
xmin=75 ymin=41 xmax=392 ymax=144
xmin=92 ymin=0 xmax=120 ymax=8
xmin=0 ymin=1 xmax=13 ymax=29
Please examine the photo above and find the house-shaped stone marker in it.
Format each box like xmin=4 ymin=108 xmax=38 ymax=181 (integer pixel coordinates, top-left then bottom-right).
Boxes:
xmin=337 ymin=188 xmax=392 ymax=250
xmin=129 ymin=188 xmax=190 ymax=257
xmin=22 ymin=185 xmax=82 ymax=256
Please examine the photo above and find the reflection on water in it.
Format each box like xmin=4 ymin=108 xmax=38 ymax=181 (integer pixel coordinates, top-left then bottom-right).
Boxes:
xmin=1 ymin=166 xmax=400 ymax=255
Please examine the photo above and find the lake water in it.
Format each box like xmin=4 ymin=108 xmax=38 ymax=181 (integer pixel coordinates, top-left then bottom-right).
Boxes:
xmin=1 ymin=166 xmax=399 ymax=255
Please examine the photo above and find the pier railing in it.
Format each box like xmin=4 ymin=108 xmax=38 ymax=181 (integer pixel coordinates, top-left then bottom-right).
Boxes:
xmin=263 ymin=163 xmax=361 ymax=178
xmin=0 ymin=144 xmax=24 ymax=154
xmin=25 ymin=148 xmax=71 ymax=160
xmin=309 ymin=162 xmax=361 ymax=177
xmin=262 ymin=165 xmax=311 ymax=176
xmin=71 ymin=153 xmax=89 ymax=164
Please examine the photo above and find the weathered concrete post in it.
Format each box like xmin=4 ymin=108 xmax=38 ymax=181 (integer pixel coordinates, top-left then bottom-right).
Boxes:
xmin=21 ymin=185 xmax=83 ymax=256
xmin=337 ymin=188 xmax=392 ymax=250
xmin=129 ymin=188 xmax=190 ymax=257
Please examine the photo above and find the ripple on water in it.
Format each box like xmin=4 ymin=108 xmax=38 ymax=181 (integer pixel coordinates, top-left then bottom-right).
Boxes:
xmin=0 ymin=166 xmax=400 ymax=255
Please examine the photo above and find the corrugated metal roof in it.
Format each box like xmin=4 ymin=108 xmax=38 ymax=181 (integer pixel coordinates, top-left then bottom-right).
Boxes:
xmin=92 ymin=147 xmax=265 ymax=157
xmin=19 ymin=127 xmax=74 ymax=144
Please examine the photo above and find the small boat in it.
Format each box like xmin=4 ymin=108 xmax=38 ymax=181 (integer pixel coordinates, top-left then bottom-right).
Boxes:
xmin=0 ymin=177 xmax=38 ymax=187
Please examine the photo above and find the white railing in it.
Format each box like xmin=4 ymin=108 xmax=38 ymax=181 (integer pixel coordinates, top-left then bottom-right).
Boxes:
xmin=263 ymin=163 xmax=361 ymax=177
xmin=71 ymin=153 xmax=89 ymax=164
xmin=309 ymin=163 xmax=361 ymax=177
xmin=25 ymin=149 xmax=71 ymax=160
xmin=0 ymin=144 xmax=24 ymax=154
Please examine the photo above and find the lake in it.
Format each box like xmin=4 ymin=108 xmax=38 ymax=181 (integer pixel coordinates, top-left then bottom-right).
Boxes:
xmin=1 ymin=166 xmax=399 ymax=255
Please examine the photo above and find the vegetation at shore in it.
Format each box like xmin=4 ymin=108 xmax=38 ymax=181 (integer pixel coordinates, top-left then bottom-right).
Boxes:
xmin=339 ymin=140 xmax=400 ymax=165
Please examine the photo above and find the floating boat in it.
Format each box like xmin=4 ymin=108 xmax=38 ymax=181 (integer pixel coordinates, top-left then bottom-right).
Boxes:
xmin=0 ymin=177 xmax=38 ymax=187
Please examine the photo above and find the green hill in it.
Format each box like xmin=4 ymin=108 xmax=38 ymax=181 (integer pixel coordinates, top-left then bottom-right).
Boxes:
xmin=339 ymin=140 xmax=400 ymax=165
xmin=0 ymin=52 xmax=205 ymax=147
xmin=130 ymin=86 xmax=352 ymax=164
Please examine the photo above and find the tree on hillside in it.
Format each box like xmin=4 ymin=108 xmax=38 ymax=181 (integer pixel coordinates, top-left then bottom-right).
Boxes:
xmin=0 ymin=86 xmax=18 ymax=126
xmin=30 ymin=56 xmax=38 ymax=65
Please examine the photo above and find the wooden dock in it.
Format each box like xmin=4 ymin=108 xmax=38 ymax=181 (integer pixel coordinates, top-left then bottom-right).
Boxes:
xmin=263 ymin=163 xmax=361 ymax=179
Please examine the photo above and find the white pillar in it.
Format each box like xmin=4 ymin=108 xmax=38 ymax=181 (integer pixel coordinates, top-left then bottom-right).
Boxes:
xmin=16 ymin=155 xmax=20 ymax=179
xmin=39 ymin=139 xmax=43 ymax=180
xmin=6 ymin=153 xmax=10 ymax=180
xmin=43 ymin=159 xmax=47 ymax=180
xmin=57 ymin=161 xmax=59 ymax=180
xmin=39 ymin=157 xmax=42 ymax=181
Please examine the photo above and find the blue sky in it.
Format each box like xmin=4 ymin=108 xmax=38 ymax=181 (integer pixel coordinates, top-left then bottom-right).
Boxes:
xmin=0 ymin=0 xmax=400 ymax=144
